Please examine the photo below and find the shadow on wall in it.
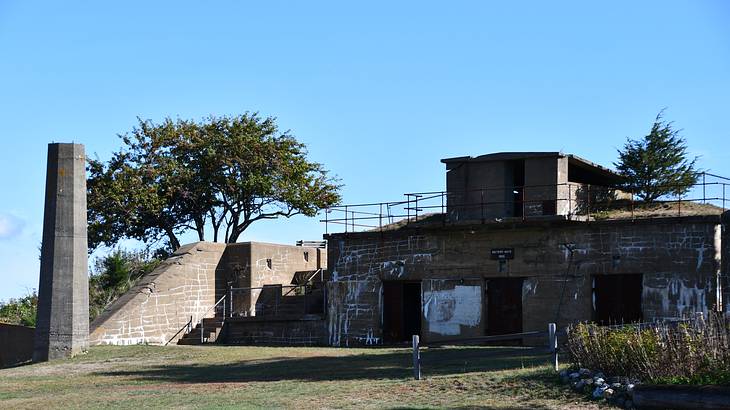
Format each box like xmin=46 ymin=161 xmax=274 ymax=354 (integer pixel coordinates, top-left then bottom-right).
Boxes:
xmin=94 ymin=346 xmax=550 ymax=382
xmin=0 ymin=323 xmax=34 ymax=368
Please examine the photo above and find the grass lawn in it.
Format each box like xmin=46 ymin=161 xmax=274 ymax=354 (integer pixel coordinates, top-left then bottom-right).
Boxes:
xmin=0 ymin=345 xmax=597 ymax=409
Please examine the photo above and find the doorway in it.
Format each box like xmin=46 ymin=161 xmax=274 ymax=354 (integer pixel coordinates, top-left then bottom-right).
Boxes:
xmin=383 ymin=281 xmax=422 ymax=343
xmin=593 ymin=274 xmax=643 ymax=326
xmin=510 ymin=160 xmax=525 ymax=217
xmin=486 ymin=277 xmax=524 ymax=336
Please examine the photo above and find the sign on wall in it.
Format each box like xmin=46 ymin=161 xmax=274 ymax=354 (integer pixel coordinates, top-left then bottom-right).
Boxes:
xmin=490 ymin=248 xmax=514 ymax=260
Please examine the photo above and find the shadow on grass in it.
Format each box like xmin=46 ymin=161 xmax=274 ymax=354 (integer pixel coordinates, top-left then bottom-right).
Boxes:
xmin=95 ymin=346 xmax=552 ymax=383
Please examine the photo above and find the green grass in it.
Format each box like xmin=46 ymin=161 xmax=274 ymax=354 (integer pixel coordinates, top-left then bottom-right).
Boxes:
xmin=0 ymin=345 xmax=598 ymax=409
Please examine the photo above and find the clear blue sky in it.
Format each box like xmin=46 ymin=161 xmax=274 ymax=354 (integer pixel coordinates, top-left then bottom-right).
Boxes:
xmin=1 ymin=1 xmax=729 ymax=301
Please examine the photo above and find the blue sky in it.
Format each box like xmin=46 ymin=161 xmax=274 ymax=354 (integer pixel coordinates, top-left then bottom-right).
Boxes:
xmin=1 ymin=1 xmax=729 ymax=301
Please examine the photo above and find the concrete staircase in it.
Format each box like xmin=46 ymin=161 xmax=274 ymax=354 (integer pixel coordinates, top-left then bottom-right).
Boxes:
xmin=177 ymin=317 xmax=225 ymax=345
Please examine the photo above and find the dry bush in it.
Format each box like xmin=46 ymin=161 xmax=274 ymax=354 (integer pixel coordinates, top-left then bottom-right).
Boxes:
xmin=566 ymin=312 xmax=730 ymax=384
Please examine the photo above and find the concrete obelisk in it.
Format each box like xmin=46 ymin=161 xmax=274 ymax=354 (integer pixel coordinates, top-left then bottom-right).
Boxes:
xmin=33 ymin=143 xmax=89 ymax=361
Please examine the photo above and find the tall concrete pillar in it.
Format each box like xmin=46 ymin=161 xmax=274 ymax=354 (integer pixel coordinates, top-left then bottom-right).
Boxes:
xmin=33 ymin=143 xmax=89 ymax=361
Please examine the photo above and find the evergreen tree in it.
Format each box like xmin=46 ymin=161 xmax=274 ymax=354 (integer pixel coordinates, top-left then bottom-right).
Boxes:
xmin=614 ymin=110 xmax=699 ymax=201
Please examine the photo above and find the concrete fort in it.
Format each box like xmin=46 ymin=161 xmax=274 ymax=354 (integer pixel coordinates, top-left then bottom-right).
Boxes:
xmin=324 ymin=215 xmax=725 ymax=346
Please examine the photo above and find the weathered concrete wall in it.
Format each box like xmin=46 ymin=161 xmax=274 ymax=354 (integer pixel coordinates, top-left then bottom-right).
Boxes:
xmin=722 ymin=211 xmax=730 ymax=315
xmin=325 ymin=216 xmax=722 ymax=346
xmin=34 ymin=143 xmax=89 ymax=361
xmin=224 ymin=317 xmax=326 ymax=346
xmin=217 ymin=242 xmax=325 ymax=316
xmin=0 ymin=324 xmax=35 ymax=368
xmin=90 ymin=242 xmax=227 ymax=345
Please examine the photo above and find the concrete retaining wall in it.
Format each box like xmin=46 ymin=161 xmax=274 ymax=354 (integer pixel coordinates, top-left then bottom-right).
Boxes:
xmin=224 ymin=317 xmax=326 ymax=345
xmin=0 ymin=323 xmax=35 ymax=367
xmin=90 ymin=242 xmax=227 ymax=345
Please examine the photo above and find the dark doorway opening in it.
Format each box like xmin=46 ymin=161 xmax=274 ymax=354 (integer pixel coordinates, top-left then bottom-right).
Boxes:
xmin=486 ymin=277 xmax=524 ymax=337
xmin=510 ymin=160 xmax=526 ymax=217
xmin=383 ymin=281 xmax=422 ymax=343
xmin=593 ymin=274 xmax=643 ymax=326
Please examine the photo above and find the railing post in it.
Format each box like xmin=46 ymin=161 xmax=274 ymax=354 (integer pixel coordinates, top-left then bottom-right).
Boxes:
xmin=724 ymin=184 xmax=727 ymax=211
xmin=522 ymin=185 xmax=526 ymax=222
xmin=351 ymin=211 xmax=355 ymax=232
xmin=703 ymin=172 xmax=706 ymax=203
xmin=480 ymin=189 xmax=485 ymax=224
xmin=201 ymin=318 xmax=204 ymax=344
xmin=229 ymin=288 xmax=233 ymax=318
xmin=406 ymin=195 xmax=411 ymax=225
xmin=587 ymin=184 xmax=591 ymax=220
xmin=325 ymin=208 xmax=329 ymax=235
xmin=379 ymin=203 xmax=383 ymax=231
xmin=548 ymin=323 xmax=558 ymax=372
xmin=412 ymin=334 xmax=421 ymax=380
xmin=344 ymin=206 xmax=348 ymax=233
xmin=415 ymin=195 xmax=419 ymax=222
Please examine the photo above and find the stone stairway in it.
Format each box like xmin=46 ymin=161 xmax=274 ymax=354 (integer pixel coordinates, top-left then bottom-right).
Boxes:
xmin=177 ymin=317 xmax=225 ymax=345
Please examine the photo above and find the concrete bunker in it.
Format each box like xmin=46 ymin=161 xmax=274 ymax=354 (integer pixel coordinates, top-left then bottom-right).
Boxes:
xmin=324 ymin=152 xmax=728 ymax=347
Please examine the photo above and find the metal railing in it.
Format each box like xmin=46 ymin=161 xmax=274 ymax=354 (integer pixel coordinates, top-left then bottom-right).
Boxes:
xmin=199 ymin=294 xmax=227 ymax=343
xmin=227 ymin=281 xmax=326 ymax=319
xmin=321 ymin=174 xmax=729 ymax=234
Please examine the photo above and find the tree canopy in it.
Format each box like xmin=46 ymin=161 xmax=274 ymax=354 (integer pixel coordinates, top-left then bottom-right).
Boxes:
xmin=87 ymin=114 xmax=341 ymax=251
xmin=614 ymin=110 xmax=699 ymax=202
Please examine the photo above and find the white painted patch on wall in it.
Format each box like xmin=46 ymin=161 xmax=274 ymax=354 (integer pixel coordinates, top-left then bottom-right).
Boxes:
xmin=423 ymin=285 xmax=481 ymax=336
xmin=643 ymin=276 xmax=711 ymax=318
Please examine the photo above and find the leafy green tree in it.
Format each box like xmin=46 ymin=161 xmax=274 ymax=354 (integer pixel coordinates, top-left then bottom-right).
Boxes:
xmin=87 ymin=113 xmax=341 ymax=251
xmin=614 ymin=110 xmax=699 ymax=201
xmin=89 ymin=249 xmax=161 ymax=321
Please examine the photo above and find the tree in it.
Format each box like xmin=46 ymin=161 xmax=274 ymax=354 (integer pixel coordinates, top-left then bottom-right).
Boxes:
xmin=614 ymin=110 xmax=699 ymax=202
xmin=87 ymin=113 xmax=341 ymax=251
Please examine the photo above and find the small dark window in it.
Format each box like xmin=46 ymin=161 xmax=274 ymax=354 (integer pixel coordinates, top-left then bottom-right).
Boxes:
xmin=542 ymin=200 xmax=557 ymax=215
xmin=303 ymin=251 xmax=309 ymax=262
xmin=266 ymin=258 xmax=272 ymax=269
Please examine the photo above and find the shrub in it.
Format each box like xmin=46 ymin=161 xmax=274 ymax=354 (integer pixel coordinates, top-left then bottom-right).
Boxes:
xmin=0 ymin=291 xmax=38 ymax=327
xmin=566 ymin=313 xmax=730 ymax=384
xmin=89 ymin=249 xmax=160 ymax=321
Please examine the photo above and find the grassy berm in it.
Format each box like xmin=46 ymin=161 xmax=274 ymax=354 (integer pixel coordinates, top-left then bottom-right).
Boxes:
xmin=0 ymin=345 xmax=598 ymax=409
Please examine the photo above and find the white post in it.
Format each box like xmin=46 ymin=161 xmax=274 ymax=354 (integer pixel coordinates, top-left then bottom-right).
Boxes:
xmin=412 ymin=335 xmax=421 ymax=380
xmin=548 ymin=322 xmax=558 ymax=371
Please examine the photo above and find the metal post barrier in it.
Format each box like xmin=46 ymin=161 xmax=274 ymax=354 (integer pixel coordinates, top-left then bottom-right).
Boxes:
xmin=344 ymin=206 xmax=348 ymax=233
xmin=201 ymin=318 xmax=204 ymax=344
xmin=480 ymin=189 xmax=485 ymax=224
xmin=379 ymin=203 xmax=383 ymax=231
xmin=412 ymin=334 xmax=421 ymax=380
xmin=548 ymin=323 xmax=558 ymax=372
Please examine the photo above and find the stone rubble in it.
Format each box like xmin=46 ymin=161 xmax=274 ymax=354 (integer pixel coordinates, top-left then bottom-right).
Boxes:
xmin=559 ymin=368 xmax=641 ymax=409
